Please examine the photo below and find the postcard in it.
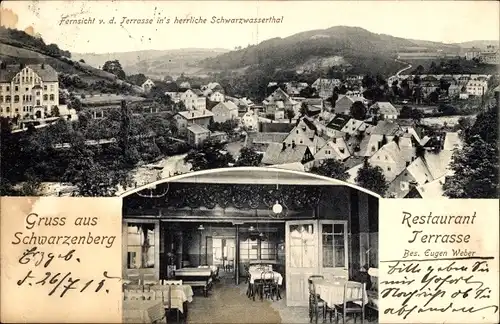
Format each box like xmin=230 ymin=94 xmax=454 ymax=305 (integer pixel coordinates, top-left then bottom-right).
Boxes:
xmin=0 ymin=0 xmax=498 ymax=323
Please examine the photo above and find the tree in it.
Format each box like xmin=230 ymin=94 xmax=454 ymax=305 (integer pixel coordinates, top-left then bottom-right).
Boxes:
xmin=349 ymin=101 xmax=367 ymax=120
xmin=102 ymin=60 xmax=126 ymax=80
xmin=443 ymin=135 xmax=498 ymax=198
xmin=184 ymin=139 xmax=235 ymax=171
xmin=285 ymin=109 xmax=295 ymax=123
xmin=310 ymin=159 xmax=349 ymax=181
xmin=79 ymin=59 xmax=85 ymax=63
xmin=355 ymin=159 xmax=389 ymax=196
xmin=235 ymin=147 xmax=263 ymax=166
xmin=51 ymin=106 xmax=60 ymax=117
xmin=328 ymin=91 xmax=339 ymax=108
xmin=128 ymin=73 xmax=148 ymax=86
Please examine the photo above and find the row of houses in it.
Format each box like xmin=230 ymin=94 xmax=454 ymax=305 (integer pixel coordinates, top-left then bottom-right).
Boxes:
xmin=246 ymin=111 xmax=461 ymax=198
xmin=464 ymin=45 xmax=499 ymax=65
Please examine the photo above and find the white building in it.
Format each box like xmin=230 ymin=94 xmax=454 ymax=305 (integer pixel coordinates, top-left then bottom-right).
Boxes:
xmin=141 ymin=79 xmax=155 ymax=93
xmin=181 ymin=89 xmax=206 ymax=111
xmin=0 ymin=63 xmax=59 ymax=119
xmin=240 ymin=110 xmax=259 ymax=130
xmin=466 ymin=80 xmax=488 ymax=96
xmin=209 ymin=91 xmax=225 ymax=102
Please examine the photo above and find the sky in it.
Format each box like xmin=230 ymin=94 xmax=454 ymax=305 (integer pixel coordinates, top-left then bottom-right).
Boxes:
xmin=1 ymin=1 xmax=499 ymax=54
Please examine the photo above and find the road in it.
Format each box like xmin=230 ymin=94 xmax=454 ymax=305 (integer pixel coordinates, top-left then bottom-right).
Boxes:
xmin=394 ymin=59 xmax=413 ymax=77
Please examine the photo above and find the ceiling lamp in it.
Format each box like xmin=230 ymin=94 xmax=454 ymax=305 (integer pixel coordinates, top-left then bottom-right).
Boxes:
xmin=249 ymin=225 xmax=255 ymax=231
xmin=272 ymin=201 xmax=283 ymax=214
xmin=198 ymin=224 xmax=205 ymax=231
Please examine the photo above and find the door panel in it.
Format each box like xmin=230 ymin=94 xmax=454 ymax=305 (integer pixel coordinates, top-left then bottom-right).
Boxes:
xmin=285 ymin=221 xmax=318 ymax=306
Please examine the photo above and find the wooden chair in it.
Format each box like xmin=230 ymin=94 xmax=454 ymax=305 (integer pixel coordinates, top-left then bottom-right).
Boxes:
xmin=162 ymin=281 xmax=182 ymax=323
xmin=147 ymin=302 xmax=167 ymax=324
xmin=260 ymin=271 xmax=276 ymax=301
xmin=334 ymin=281 xmax=366 ymax=324
xmin=366 ymin=268 xmax=379 ymax=319
xmin=307 ymin=275 xmax=325 ymax=324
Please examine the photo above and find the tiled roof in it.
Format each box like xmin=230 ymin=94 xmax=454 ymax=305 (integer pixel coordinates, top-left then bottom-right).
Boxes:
xmin=245 ymin=132 xmax=289 ymax=146
xmin=407 ymin=157 xmax=434 ymax=185
xmin=369 ymin=141 xmax=407 ymax=182
xmin=326 ymin=114 xmax=351 ymax=130
xmin=0 ymin=64 xmax=58 ymax=82
xmin=370 ymin=102 xmax=398 ymax=116
xmin=372 ymin=121 xmax=401 ymax=136
xmin=443 ymin=132 xmax=462 ymax=151
xmin=178 ymin=110 xmax=214 ymax=120
xmin=187 ymin=124 xmax=209 ymax=134
xmin=214 ymin=101 xmax=238 ymax=112
xmin=261 ymin=143 xmax=312 ymax=165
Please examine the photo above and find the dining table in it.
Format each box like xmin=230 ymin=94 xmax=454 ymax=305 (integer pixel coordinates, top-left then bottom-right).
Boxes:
xmin=312 ymin=278 xmax=369 ymax=307
xmin=246 ymin=268 xmax=283 ymax=301
xmin=123 ymin=300 xmax=164 ymax=323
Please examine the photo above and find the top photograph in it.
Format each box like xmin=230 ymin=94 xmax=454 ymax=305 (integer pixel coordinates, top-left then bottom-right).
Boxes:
xmin=0 ymin=0 xmax=498 ymax=198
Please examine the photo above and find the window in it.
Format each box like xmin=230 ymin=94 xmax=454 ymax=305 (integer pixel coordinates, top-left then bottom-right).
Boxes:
xmin=6 ymin=86 xmax=9 ymax=91
xmin=321 ymin=223 xmax=346 ymax=268
xmin=240 ymin=234 xmax=277 ymax=261
xmin=14 ymin=95 xmax=19 ymax=103
xmin=43 ymin=94 xmax=48 ymax=100
xmin=15 ymin=86 xmax=18 ymax=91
xmin=36 ymin=100 xmax=40 ymax=105
xmin=36 ymin=92 xmax=40 ymax=96
xmin=43 ymin=85 xmax=47 ymax=91
xmin=0 ymin=96 xmax=3 ymax=103
xmin=6 ymin=95 xmax=11 ymax=102
xmin=127 ymin=223 xmax=155 ymax=269
xmin=25 ymin=87 xmax=29 ymax=91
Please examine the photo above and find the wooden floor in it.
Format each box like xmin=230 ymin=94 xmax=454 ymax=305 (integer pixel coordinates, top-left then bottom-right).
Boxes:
xmin=171 ymin=271 xmax=379 ymax=324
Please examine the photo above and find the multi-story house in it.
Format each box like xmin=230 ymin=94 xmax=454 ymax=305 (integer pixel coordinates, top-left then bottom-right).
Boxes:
xmin=174 ymin=109 xmax=214 ymax=136
xmin=0 ymin=63 xmax=59 ymax=119
xmin=311 ymin=78 xmax=342 ymax=98
xmin=368 ymin=102 xmax=398 ymax=120
xmin=209 ymin=91 xmax=225 ymax=103
xmin=262 ymin=88 xmax=300 ymax=116
xmin=187 ymin=124 xmax=210 ymax=147
xmin=240 ymin=110 xmax=259 ymax=130
xmin=181 ymin=89 xmax=206 ymax=111
xmin=334 ymin=95 xmax=367 ymax=115
xmin=465 ymin=47 xmax=481 ymax=60
xmin=141 ymin=79 xmax=155 ymax=93
xmin=211 ymin=101 xmax=238 ymax=123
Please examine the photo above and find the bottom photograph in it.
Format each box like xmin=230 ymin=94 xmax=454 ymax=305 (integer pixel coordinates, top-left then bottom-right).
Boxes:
xmin=120 ymin=167 xmax=379 ymax=324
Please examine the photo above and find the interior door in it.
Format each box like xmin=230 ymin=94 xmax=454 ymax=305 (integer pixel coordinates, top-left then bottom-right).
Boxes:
xmin=285 ymin=220 xmax=319 ymax=307
xmin=319 ymin=221 xmax=349 ymax=279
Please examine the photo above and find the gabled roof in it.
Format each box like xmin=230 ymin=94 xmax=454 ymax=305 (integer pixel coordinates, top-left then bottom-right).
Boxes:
xmin=245 ymin=132 xmax=289 ymax=146
xmin=370 ymin=102 xmax=398 ymax=116
xmin=372 ymin=121 xmax=401 ymax=136
xmin=315 ymin=138 xmax=351 ymax=161
xmin=213 ymin=101 xmax=238 ymax=112
xmin=192 ymin=89 xmax=204 ymax=96
xmin=177 ymin=110 xmax=214 ymax=120
xmin=187 ymin=124 xmax=209 ymax=134
xmin=369 ymin=141 xmax=407 ymax=182
xmin=261 ymin=143 xmax=312 ymax=165
xmin=406 ymin=157 xmax=434 ymax=185
xmin=443 ymin=132 xmax=462 ymax=151
xmin=0 ymin=64 xmax=58 ymax=82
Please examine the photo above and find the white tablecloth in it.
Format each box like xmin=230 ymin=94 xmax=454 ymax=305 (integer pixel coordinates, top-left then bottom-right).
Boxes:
xmin=124 ymin=284 xmax=193 ymax=313
xmin=123 ymin=300 xmax=163 ymax=323
xmin=248 ymin=270 xmax=283 ymax=285
xmin=314 ymin=279 xmax=368 ymax=307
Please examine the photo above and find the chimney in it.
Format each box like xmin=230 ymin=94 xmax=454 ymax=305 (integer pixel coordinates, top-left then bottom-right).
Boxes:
xmin=292 ymin=140 xmax=296 ymax=149
xmin=332 ymin=138 xmax=336 ymax=143
xmin=41 ymin=63 xmax=45 ymax=69
xmin=192 ymin=112 xmax=195 ymax=117
xmin=282 ymin=142 xmax=287 ymax=151
xmin=409 ymin=180 xmax=418 ymax=190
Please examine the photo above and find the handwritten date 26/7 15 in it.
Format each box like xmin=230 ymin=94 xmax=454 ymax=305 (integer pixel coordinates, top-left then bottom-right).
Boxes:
xmin=17 ymin=270 xmax=120 ymax=297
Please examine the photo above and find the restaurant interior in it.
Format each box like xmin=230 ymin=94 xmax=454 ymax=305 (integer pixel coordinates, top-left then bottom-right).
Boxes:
xmin=121 ymin=167 xmax=379 ymax=324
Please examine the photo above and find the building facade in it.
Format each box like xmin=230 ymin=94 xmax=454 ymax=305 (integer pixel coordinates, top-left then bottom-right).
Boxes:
xmin=0 ymin=63 xmax=59 ymax=119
